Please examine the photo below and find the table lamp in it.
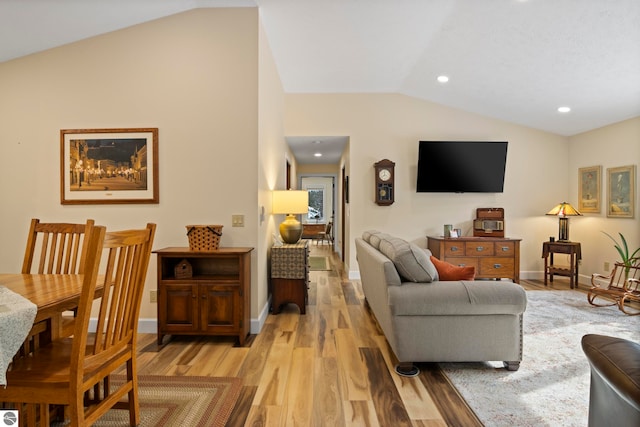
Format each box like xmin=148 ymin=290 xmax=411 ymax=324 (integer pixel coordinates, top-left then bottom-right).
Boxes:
xmin=546 ymin=202 xmax=582 ymax=242
xmin=272 ymin=190 xmax=308 ymax=244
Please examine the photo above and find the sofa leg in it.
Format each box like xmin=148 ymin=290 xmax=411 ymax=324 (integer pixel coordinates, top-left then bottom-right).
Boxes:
xmin=395 ymin=362 xmax=420 ymax=377
xmin=503 ymin=361 xmax=520 ymax=371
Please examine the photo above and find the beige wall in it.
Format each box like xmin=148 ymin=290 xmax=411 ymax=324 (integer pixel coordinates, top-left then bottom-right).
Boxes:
xmin=0 ymin=9 xmax=280 ymax=330
xmin=286 ymin=93 xmax=574 ymax=278
xmin=285 ymin=94 xmax=639 ymax=282
xmin=568 ymin=117 xmax=640 ymax=279
xmin=257 ymin=14 xmax=287 ymax=326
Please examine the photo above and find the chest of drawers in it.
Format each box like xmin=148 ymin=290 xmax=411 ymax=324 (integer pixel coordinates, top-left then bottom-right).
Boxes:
xmin=427 ymin=236 xmax=521 ymax=283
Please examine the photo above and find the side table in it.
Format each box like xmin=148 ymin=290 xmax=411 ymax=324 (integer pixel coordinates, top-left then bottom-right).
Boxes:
xmin=270 ymin=241 xmax=309 ymax=314
xmin=542 ymin=241 xmax=582 ymax=289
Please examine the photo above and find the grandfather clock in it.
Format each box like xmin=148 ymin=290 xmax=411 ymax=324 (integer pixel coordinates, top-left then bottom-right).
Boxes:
xmin=374 ymin=159 xmax=395 ymax=206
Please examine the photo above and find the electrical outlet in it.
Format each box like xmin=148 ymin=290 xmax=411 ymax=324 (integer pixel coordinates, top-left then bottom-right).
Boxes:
xmin=604 ymin=262 xmax=610 ymax=272
xmin=232 ymin=214 xmax=244 ymax=227
xmin=150 ymin=290 xmax=157 ymax=303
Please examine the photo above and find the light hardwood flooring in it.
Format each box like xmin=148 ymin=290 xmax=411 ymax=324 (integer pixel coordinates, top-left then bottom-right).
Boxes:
xmin=127 ymin=244 xmax=614 ymax=426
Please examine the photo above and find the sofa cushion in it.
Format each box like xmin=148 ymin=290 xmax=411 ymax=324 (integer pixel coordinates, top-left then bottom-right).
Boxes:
xmin=362 ymin=230 xmax=380 ymax=243
xmin=388 ymin=281 xmax=527 ymax=316
xmin=369 ymin=233 xmax=391 ymax=250
xmin=430 ymin=256 xmax=475 ymax=280
xmin=378 ymin=237 xmax=437 ymax=283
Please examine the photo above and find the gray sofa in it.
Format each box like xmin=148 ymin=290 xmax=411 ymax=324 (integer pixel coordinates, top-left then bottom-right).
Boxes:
xmin=355 ymin=231 xmax=527 ymax=376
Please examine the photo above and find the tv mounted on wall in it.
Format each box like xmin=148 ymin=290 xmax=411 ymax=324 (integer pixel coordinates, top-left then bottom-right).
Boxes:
xmin=416 ymin=141 xmax=508 ymax=193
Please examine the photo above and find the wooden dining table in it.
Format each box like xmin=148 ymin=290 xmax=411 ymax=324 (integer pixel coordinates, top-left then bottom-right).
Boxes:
xmin=0 ymin=273 xmax=103 ymax=346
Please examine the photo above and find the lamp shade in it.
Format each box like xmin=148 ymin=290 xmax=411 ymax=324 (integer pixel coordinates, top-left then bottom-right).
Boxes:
xmin=272 ymin=190 xmax=308 ymax=215
xmin=546 ymin=202 xmax=582 ymax=217
xmin=272 ymin=190 xmax=308 ymax=244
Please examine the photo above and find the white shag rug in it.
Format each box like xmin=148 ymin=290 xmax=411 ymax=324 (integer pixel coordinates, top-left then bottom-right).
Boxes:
xmin=440 ymin=290 xmax=640 ymax=427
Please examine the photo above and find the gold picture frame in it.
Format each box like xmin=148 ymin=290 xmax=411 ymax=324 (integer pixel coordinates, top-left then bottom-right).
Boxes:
xmin=606 ymin=165 xmax=635 ymax=218
xmin=578 ymin=165 xmax=601 ymax=213
xmin=60 ymin=128 xmax=159 ymax=205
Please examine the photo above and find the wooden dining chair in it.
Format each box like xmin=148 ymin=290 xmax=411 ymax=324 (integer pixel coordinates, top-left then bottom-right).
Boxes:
xmin=20 ymin=218 xmax=96 ymax=349
xmin=315 ymin=221 xmax=333 ymax=245
xmin=21 ymin=218 xmax=95 ymax=275
xmin=588 ymin=262 xmax=640 ymax=315
xmin=1 ymin=223 xmax=156 ymax=426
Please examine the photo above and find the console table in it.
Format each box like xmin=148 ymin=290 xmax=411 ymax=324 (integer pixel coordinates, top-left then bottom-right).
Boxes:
xmin=153 ymin=247 xmax=253 ymax=345
xmin=270 ymin=241 xmax=309 ymax=314
xmin=427 ymin=236 xmax=521 ymax=283
xmin=542 ymin=241 xmax=581 ymax=289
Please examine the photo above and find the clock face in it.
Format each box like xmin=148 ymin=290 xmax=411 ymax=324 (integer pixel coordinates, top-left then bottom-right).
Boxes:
xmin=378 ymin=168 xmax=391 ymax=182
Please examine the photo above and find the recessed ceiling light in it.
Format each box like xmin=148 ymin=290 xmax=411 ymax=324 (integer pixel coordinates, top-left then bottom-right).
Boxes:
xmin=558 ymin=106 xmax=571 ymax=113
xmin=314 ymin=153 xmax=322 ymax=157
xmin=437 ymin=75 xmax=449 ymax=83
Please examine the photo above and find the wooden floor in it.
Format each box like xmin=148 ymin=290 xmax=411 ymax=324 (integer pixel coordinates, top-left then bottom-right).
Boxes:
xmin=127 ymin=244 xmax=609 ymax=426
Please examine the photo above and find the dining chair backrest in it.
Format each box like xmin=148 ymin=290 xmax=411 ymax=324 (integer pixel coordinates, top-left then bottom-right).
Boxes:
xmin=21 ymin=218 xmax=95 ymax=274
xmin=71 ymin=223 xmax=156 ymax=377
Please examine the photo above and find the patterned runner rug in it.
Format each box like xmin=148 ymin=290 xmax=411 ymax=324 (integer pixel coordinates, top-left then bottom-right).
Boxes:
xmin=92 ymin=375 xmax=242 ymax=427
xmin=309 ymin=256 xmax=331 ymax=271
xmin=440 ymin=290 xmax=640 ymax=427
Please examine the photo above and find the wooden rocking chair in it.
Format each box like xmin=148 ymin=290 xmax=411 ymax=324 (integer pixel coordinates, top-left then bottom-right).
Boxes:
xmin=587 ymin=261 xmax=640 ymax=315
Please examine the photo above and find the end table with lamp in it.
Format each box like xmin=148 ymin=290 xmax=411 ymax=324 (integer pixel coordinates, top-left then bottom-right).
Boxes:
xmin=543 ymin=202 xmax=582 ymax=288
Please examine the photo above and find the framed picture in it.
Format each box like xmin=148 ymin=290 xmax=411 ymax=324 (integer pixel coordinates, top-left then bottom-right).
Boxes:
xmin=60 ymin=128 xmax=159 ymax=205
xmin=578 ymin=165 xmax=601 ymax=213
xmin=606 ymin=165 xmax=635 ymax=218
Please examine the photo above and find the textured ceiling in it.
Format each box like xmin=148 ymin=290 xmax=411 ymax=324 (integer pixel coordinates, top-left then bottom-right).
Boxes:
xmin=1 ymin=0 xmax=639 ymax=163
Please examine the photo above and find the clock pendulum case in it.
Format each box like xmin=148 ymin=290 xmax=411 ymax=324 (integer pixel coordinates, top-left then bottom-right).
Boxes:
xmin=374 ymin=159 xmax=395 ymax=206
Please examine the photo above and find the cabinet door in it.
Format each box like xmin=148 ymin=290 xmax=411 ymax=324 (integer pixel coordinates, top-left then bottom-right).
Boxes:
xmin=200 ymin=284 xmax=240 ymax=333
xmin=160 ymin=283 xmax=199 ymax=332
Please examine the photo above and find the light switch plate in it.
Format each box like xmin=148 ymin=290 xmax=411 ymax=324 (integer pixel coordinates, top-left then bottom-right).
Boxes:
xmin=232 ymin=214 xmax=244 ymax=227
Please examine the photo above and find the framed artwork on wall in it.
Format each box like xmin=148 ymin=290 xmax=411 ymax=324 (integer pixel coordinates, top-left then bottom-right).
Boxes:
xmin=606 ymin=165 xmax=635 ymax=218
xmin=578 ymin=165 xmax=601 ymax=213
xmin=60 ymin=128 xmax=159 ymax=205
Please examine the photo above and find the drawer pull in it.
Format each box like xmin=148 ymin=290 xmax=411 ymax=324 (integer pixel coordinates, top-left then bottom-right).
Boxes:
xmin=493 ymin=263 xmax=502 ymax=269
xmin=501 ymin=246 xmax=509 ymax=252
xmin=476 ymin=246 xmax=484 ymax=251
xmin=457 ymin=264 xmax=466 ymax=267
xmin=450 ymin=246 xmax=459 ymax=252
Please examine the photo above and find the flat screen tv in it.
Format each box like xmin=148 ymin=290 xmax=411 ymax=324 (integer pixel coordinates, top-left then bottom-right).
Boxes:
xmin=416 ymin=141 xmax=508 ymax=193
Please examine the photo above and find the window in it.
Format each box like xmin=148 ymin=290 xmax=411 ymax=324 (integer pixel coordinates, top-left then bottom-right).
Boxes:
xmin=307 ymin=188 xmax=324 ymax=221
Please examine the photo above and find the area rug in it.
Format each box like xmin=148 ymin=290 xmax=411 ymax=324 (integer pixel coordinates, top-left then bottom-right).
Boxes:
xmin=309 ymin=256 xmax=331 ymax=271
xmin=92 ymin=375 xmax=242 ymax=427
xmin=440 ymin=290 xmax=640 ymax=427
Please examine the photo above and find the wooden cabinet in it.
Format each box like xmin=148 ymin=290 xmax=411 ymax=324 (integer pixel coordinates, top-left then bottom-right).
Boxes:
xmin=270 ymin=241 xmax=309 ymax=314
xmin=427 ymin=236 xmax=521 ymax=283
xmin=154 ymin=247 xmax=253 ymax=345
xmin=302 ymin=223 xmax=325 ymax=240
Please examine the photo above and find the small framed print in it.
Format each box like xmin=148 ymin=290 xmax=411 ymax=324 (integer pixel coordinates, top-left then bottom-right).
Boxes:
xmin=607 ymin=165 xmax=635 ymax=218
xmin=578 ymin=165 xmax=601 ymax=213
xmin=60 ymin=128 xmax=159 ymax=205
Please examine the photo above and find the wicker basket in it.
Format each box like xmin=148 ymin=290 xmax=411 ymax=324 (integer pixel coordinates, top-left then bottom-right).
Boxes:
xmin=186 ymin=225 xmax=223 ymax=251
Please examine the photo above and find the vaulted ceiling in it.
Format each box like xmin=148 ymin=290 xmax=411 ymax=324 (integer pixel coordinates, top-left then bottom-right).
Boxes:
xmin=2 ymin=1 xmax=638 ymax=151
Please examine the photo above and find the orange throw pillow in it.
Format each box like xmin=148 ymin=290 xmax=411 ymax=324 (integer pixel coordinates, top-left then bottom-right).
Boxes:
xmin=430 ymin=256 xmax=476 ymax=281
